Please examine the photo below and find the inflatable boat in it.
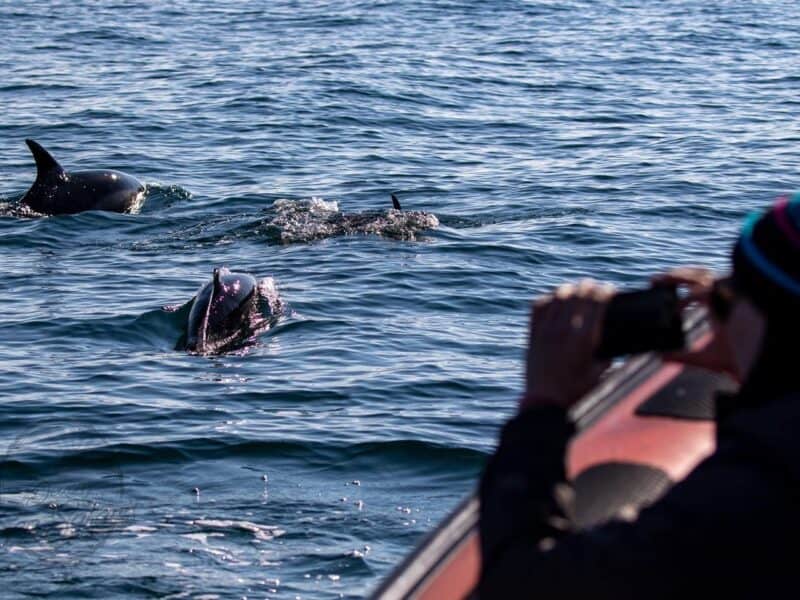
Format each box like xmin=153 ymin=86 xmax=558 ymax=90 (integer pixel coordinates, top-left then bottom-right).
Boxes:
xmin=371 ymin=310 xmax=736 ymax=599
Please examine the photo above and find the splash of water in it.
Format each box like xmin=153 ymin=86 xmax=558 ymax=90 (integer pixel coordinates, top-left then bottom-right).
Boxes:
xmin=261 ymin=197 xmax=439 ymax=244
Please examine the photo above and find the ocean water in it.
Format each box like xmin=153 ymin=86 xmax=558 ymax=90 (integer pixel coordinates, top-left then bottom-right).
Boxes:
xmin=1 ymin=1 xmax=799 ymax=597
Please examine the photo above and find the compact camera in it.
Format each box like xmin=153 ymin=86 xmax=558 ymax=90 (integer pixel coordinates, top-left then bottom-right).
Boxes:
xmin=595 ymin=285 xmax=685 ymax=359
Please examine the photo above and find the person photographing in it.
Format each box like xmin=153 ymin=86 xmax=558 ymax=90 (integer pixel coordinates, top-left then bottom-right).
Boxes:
xmin=479 ymin=195 xmax=800 ymax=597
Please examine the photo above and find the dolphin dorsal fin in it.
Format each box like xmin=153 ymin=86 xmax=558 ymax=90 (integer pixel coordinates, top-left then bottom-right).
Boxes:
xmin=391 ymin=194 xmax=402 ymax=210
xmin=25 ymin=139 xmax=64 ymax=180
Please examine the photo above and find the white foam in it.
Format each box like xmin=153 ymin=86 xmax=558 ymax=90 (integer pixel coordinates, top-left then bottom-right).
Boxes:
xmin=190 ymin=519 xmax=285 ymax=541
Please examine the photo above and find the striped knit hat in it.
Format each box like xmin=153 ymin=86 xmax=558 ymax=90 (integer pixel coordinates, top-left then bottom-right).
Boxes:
xmin=732 ymin=192 xmax=800 ymax=316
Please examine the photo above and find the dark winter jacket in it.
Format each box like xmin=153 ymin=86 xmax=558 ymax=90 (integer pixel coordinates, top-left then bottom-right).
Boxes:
xmin=478 ymin=388 xmax=800 ymax=598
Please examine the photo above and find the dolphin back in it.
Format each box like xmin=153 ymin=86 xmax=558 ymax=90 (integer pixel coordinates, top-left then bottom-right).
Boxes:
xmin=20 ymin=139 xmax=144 ymax=215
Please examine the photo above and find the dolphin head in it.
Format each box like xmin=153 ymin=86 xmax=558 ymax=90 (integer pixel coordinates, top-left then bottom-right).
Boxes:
xmin=185 ymin=267 xmax=259 ymax=353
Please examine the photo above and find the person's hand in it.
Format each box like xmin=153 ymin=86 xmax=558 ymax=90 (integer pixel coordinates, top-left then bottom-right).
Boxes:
xmin=651 ymin=266 xmax=715 ymax=307
xmin=522 ymin=279 xmax=614 ymax=412
xmin=652 ymin=266 xmax=741 ymax=380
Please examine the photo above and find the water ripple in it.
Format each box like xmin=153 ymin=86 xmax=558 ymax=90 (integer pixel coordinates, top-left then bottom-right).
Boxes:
xmin=2 ymin=0 xmax=800 ymax=597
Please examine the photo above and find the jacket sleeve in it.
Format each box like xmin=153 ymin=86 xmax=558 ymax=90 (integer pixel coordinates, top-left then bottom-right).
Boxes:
xmin=478 ymin=406 xmax=795 ymax=598
xmin=479 ymin=405 xmax=575 ymax=573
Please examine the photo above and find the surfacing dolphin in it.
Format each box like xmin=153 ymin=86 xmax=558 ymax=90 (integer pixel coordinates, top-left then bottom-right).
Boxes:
xmin=20 ymin=139 xmax=145 ymax=215
xmin=166 ymin=267 xmax=284 ymax=354
xmin=263 ymin=193 xmax=439 ymax=244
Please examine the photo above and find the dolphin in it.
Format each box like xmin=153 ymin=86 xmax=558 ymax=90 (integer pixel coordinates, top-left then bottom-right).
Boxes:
xmin=20 ymin=139 xmax=145 ymax=215
xmin=167 ymin=267 xmax=284 ymax=354
xmin=262 ymin=193 xmax=439 ymax=243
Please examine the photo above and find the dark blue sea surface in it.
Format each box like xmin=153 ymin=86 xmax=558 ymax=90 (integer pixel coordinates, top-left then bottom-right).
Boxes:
xmin=1 ymin=1 xmax=799 ymax=597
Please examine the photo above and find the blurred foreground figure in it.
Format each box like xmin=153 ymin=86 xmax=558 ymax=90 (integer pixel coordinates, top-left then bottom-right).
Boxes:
xmin=480 ymin=194 xmax=800 ymax=598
